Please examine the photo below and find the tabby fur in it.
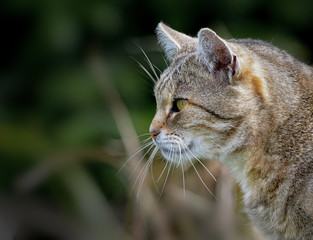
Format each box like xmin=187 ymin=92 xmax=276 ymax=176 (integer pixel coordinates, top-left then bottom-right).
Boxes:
xmin=150 ymin=22 xmax=313 ymax=240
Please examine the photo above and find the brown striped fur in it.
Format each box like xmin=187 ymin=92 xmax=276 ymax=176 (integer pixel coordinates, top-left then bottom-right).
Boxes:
xmin=150 ymin=22 xmax=313 ymax=239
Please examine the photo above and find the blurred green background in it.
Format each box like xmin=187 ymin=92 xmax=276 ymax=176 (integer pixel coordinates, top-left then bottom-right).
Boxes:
xmin=1 ymin=0 xmax=313 ymax=239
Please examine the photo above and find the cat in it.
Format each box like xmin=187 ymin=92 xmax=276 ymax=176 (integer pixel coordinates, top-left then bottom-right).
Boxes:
xmin=149 ymin=22 xmax=313 ymax=240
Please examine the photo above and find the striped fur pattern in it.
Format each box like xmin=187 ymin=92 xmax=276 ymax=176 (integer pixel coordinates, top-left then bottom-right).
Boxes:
xmin=150 ymin=22 xmax=313 ymax=239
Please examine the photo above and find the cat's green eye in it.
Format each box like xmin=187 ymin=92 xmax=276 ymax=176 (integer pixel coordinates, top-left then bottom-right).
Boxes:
xmin=175 ymin=99 xmax=188 ymax=111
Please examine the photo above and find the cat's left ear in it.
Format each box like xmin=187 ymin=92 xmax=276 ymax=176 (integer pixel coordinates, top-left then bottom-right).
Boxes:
xmin=198 ymin=28 xmax=239 ymax=81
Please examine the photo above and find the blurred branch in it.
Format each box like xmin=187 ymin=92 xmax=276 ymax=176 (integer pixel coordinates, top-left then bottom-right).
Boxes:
xmin=14 ymin=147 xmax=122 ymax=194
xmin=89 ymin=49 xmax=174 ymax=240
xmin=166 ymin=186 xmax=214 ymax=214
xmin=0 ymin=196 xmax=87 ymax=240
xmin=214 ymin=165 xmax=236 ymax=240
xmin=89 ymin=49 xmax=140 ymax=160
xmin=61 ymin=164 xmax=131 ymax=240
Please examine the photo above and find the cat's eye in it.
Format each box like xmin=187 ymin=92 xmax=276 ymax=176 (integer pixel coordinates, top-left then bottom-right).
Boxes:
xmin=174 ymin=99 xmax=189 ymax=111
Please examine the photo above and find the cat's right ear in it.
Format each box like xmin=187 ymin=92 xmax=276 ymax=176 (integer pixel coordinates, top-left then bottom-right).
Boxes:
xmin=197 ymin=28 xmax=239 ymax=81
xmin=156 ymin=22 xmax=194 ymax=62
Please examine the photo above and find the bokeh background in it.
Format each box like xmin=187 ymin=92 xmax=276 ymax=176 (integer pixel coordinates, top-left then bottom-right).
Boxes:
xmin=1 ymin=0 xmax=313 ymax=239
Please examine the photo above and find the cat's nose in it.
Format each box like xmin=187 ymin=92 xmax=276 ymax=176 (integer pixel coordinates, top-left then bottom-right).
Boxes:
xmin=150 ymin=129 xmax=160 ymax=140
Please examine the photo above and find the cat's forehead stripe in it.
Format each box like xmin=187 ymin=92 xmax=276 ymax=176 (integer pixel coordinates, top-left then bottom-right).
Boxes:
xmin=155 ymin=52 xmax=196 ymax=95
xmin=155 ymin=67 xmax=175 ymax=94
xmin=155 ymin=58 xmax=184 ymax=94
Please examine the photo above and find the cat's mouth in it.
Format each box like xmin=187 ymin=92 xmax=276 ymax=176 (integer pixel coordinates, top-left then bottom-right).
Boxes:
xmin=159 ymin=142 xmax=194 ymax=164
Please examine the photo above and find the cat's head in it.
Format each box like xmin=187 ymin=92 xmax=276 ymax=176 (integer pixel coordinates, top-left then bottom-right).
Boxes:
xmin=150 ymin=22 xmax=266 ymax=164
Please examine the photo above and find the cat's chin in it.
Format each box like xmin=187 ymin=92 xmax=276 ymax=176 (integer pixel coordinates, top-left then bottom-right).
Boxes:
xmin=159 ymin=142 xmax=196 ymax=165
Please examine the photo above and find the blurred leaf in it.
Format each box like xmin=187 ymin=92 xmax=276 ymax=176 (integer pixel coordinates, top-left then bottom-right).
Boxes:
xmin=54 ymin=110 xmax=118 ymax=147
xmin=87 ymin=3 xmax=122 ymax=35
xmin=0 ymin=122 xmax=50 ymax=158
xmin=41 ymin=67 xmax=101 ymax=108
xmin=61 ymin=164 xmax=131 ymax=240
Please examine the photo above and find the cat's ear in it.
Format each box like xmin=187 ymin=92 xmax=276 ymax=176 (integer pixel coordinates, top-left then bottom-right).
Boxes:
xmin=198 ymin=28 xmax=239 ymax=80
xmin=156 ymin=22 xmax=194 ymax=61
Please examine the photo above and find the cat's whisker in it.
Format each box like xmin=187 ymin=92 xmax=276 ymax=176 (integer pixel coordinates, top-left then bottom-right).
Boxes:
xmin=178 ymin=143 xmax=186 ymax=200
xmin=176 ymin=143 xmax=182 ymax=168
xmin=162 ymin=55 xmax=169 ymax=67
xmin=132 ymin=146 xmax=158 ymax=197
xmin=150 ymin=157 xmax=159 ymax=193
xmin=130 ymin=135 xmax=152 ymax=152
xmin=130 ymin=56 xmax=157 ymax=84
xmin=133 ymin=42 xmax=160 ymax=82
xmin=139 ymin=137 xmax=154 ymax=147
xmin=172 ymin=145 xmax=176 ymax=163
xmin=169 ymin=144 xmax=174 ymax=163
xmin=158 ymin=162 xmax=172 ymax=200
xmin=136 ymin=43 xmax=160 ymax=82
xmin=129 ymin=143 xmax=155 ymax=179
xmin=174 ymin=145 xmax=179 ymax=168
xmin=192 ymin=155 xmax=217 ymax=181
xmin=144 ymin=59 xmax=161 ymax=79
xmin=131 ymin=159 xmax=147 ymax=194
xmin=117 ymin=138 xmax=154 ymax=175
xmin=181 ymin=163 xmax=186 ymax=200
xmin=129 ymin=143 xmax=157 ymax=190
xmin=189 ymin=160 xmax=216 ymax=199
xmin=183 ymin=146 xmax=216 ymax=199
xmin=151 ymin=63 xmax=162 ymax=74
xmin=157 ymin=161 xmax=169 ymax=182
xmin=137 ymin=133 xmax=153 ymax=138
xmin=136 ymin=146 xmax=159 ymax=200
xmin=182 ymin=142 xmax=217 ymax=182
xmin=135 ymin=158 xmax=151 ymax=200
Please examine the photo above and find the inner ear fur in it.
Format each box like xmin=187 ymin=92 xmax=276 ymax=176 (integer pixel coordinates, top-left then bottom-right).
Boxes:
xmin=198 ymin=28 xmax=239 ymax=80
xmin=156 ymin=22 xmax=194 ymax=62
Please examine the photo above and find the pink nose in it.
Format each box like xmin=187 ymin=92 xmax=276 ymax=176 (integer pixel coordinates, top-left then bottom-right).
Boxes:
xmin=150 ymin=129 xmax=160 ymax=140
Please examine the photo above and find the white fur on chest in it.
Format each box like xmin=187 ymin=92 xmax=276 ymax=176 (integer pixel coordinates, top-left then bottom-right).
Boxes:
xmin=235 ymin=167 xmax=299 ymax=239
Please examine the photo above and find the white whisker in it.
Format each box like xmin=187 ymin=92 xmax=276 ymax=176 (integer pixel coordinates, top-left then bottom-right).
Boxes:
xmin=131 ymin=146 xmax=158 ymax=195
xmin=118 ymin=139 xmax=154 ymax=174
xmin=157 ymin=161 xmax=168 ymax=182
xmin=151 ymin=63 xmax=162 ymax=74
xmin=181 ymin=163 xmax=186 ymax=200
xmin=135 ymin=158 xmax=151 ymax=200
xmin=183 ymin=146 xmax=216 ymax=199
xmin=137 ymin=133 xmax=152 ymax=138
xmin=144 ymin=58 xmax=160 ymax=81
xmin=150 ymin=158 xmax=159 ymax=193
xmin=169 ymin=144 xmax=174 ymax=162
xmin=176 ymin=143 xmax=182 ymax=168
xmin=178 ymin=143 xmax=186 ymax=200
xmin=135 ymin=43 xmax=160 ymax=82
xmin=129 ymin=143 xmax=154 ymax=178
xmin=158 ymin=162 xmax=172 ymax=200
xmin=162 ymin=55 xmax=169 ymax=67
xmin=130 ymin=56 xmax=157 ymax=83
xmin=136 ymin=146 xmax=159 ymax=200
xmin=182 ymin=142 xmax=217 ymax=182
xmin=139 ymin=137 xmax=154 ymax=147
xmin=130 ymin=146 xmax=157 ymax=192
